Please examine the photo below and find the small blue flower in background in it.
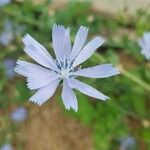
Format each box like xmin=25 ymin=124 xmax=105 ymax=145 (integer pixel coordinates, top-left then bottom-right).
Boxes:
xmin=0 ymin=144 xmax=12 ymax=150
xmin=14 ymin=24 xmax=119 ymax=112
xmin=120 ymin=136 xmax=136 ymax=150
xmin=0 ymin=19 xmax=13 ymax=46
xmin=3 ymin=58 xmax=16 ymax=79
xmin=10 ymin=107 xmax=27 ymax=122
xmin=139 ymin=32 xmax=150 ymax=60
xmin=0 ymin=0 xmax=11 ymax=6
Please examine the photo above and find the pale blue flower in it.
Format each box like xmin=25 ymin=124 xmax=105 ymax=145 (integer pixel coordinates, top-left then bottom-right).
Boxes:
xmin=120 ymin=136 xmax=136 ymax=150
xmin=10 ymin=107 xmax=27 ymax=122
xmin=139 ymin=32 xmax=150 ymax=60
xmin=3 ymin=58 xmax=16 ymax=79
xmin=0 ymin=144 xmax=12 ymax=150
xmin=0 ymin=0 xmax=11 ymax=6
xmin=14 ymin=24 xmax=119 ymax=112
xmin=0 ymin=32 xmax=13 ymax=46
xmin=0 ymin=19 xmax=13 ymax=46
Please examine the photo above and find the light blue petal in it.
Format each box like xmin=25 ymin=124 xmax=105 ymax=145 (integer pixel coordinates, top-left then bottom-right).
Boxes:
xmin=22 ymin=34 xmax=58 ymax=71
xmin=143 ymin=32 xmax=150 ymax=43
xmin=73 ymin=36 xmax=105 ymax=67
xmin=68 ymin=78 xmax=109 ymax=101
xmin=52 ymin=24 xmax=71 ymax=60
xmin=141 ymin=48 xmax=150 ymax=60
xmin=69 ymin=26 xmax=88 ymax=61
xmin=29 ymin=79 xmax=60 ymax=105
xmin=27 ymin=75 xmax=59 ymax=90
xmin=70 ymin=64 xmax=120 ymax=78
xmin=15 ymin=61 xmax=59 ymax=90
xmin=61 ymin=79 xmax=78 ymax=112
xmin=14 ymin=60 xmax=57 ymax=77
xmin=65 ymin=28 xmax=72 ymax=57
xmin=139 ymin=32 xmax=150 ymax=60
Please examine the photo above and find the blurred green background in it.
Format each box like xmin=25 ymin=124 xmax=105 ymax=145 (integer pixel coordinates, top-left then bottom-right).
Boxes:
xmin=0 ymin=0 xmax=150 ymax=149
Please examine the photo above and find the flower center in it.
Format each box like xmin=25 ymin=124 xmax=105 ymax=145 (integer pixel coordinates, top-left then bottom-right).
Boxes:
xmin=60 ymin=68 xmax=70 ymax=78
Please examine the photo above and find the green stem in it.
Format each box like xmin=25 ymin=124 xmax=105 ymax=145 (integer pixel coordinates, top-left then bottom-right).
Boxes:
xmin=121 ymin=69 xmax=150 ymax=92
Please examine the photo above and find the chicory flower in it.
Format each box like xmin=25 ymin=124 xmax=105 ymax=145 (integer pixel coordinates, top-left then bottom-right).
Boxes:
xmin=0 ymin=144 xmax=12 ymax=150
xmin=14 ymin=24 xmax=119 ymax=112
xmin=120 ymin=136 xmax=136 ymax=150
xmin=139 ymin=32 xmax=150 ymax=60
xmin=0 ymin=0 xmax=11 ymax=6
xmin=3 ymin=58 xmax=16 ymax=79
xmin=11 ymin=107 xmax=27 ymax=122
xmin=0 ymin=19 xmax=13 ymax=46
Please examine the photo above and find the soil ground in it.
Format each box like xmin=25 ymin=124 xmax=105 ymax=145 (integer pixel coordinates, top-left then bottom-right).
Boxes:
xmin=15 ymin=100 xmax=93 ymax=150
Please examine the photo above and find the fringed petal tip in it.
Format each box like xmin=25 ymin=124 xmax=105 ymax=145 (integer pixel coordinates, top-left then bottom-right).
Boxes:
xmin=110 ymin=66 xmax=120 ymax=76
xmin=115 ymin=67 xmax=120 ymax=75
xmin=98 ymin=36 xmax=105 ymax=44
xmin=22 ymin=33 xmax=31 ymax=43
xmin=102 ymin=95 xmax=110 ymax=101
xmin=13 ymin=65 xmax=23 ymax=75
xmin=29 ymin=98 xmax=43 ymax=106
xmin=80 ymin=25 xmax=89 ymax=31
xmin=65 ymin=105 xmax=78 ymax=112
xmin=26 ymin=82 xmax=34 ymax=90
xmin=53 ymin=24 xmax=65 ymax=30
xmin=13 ymin=67 xmax=19 ymax=74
